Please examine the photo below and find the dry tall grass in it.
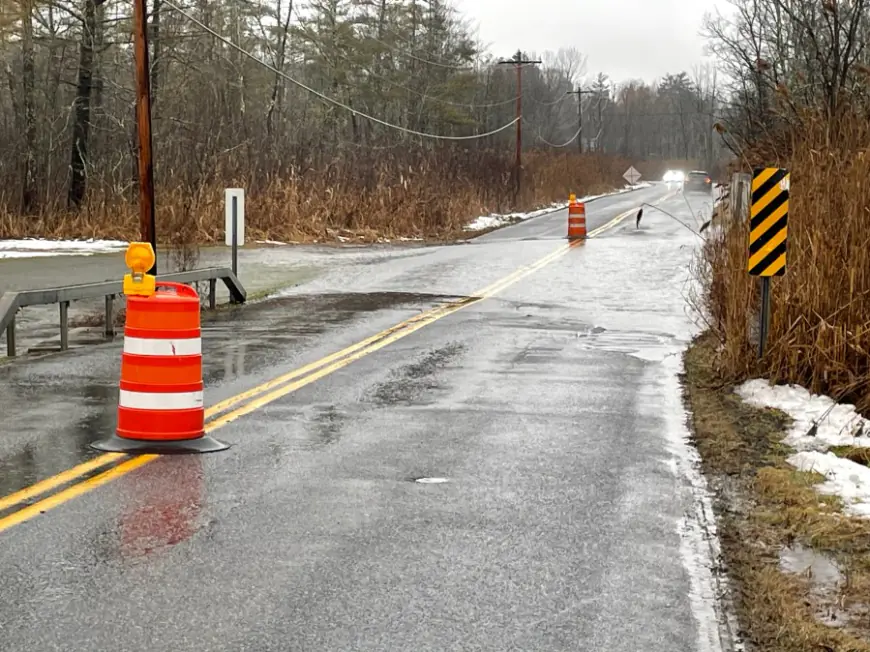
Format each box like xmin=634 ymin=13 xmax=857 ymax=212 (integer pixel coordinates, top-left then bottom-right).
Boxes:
xmin=699 ymin=112 xmax=870 ymax=413
xmin=0 ymin=149 xmax=631 ymax=244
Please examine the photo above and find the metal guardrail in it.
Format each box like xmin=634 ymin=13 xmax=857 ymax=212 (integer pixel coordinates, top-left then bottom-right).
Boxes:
xmin=1 ymin=267 xmax=246 ymax=358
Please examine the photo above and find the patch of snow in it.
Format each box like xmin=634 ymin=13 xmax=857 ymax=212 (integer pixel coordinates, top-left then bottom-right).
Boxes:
xmin=737 ymin=380 xmax=869 ymax=451
xmin=788 ymin=452 xmax=870 ymax=518
xmin=736 ymin=379 xmax=870 ymax=516
xmin=0 ymin=238 xmax=127 ymax=259
xmin=464 ymin=202 xmax=567 ymax=232
xmin=255 ymin=239 xmax=289 ymax=246
xmin=623 ymin=181 xmax=653 ymax=190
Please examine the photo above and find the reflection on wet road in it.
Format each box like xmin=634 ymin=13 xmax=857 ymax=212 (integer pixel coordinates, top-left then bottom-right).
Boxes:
xmin=0 ymin=186 xmax=732 ymax=652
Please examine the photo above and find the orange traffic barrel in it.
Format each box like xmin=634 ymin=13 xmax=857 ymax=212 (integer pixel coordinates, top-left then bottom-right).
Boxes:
xmin=567 ymin=199 xmax=587 ymax=240
xmin=92 ymin=281 xmax=228 ymax=454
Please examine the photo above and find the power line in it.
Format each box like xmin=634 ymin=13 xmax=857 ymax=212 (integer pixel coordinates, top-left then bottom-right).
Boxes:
xmin=536 ymin=125 xmax=583 ymax=148
xmin=608 ymin=110 xmax=721 ymax=118
xmin=162 ymin=0 xmax=519 ymax=141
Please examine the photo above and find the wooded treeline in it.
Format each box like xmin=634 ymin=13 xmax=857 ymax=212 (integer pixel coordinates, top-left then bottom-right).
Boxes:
xmin=707 ymin=0 xmax=870 ymax=154
xmin=0 ymin=0 xmax=721 ymax=238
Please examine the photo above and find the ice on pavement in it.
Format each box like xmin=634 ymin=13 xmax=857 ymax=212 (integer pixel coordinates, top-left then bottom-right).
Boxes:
xmin=0 ymin=238 xmax=127 ymax=259
xmin=737 ymin=379 xmax=870 ymax=517
xmin=464 ymin=183 xmax=654 ymax=231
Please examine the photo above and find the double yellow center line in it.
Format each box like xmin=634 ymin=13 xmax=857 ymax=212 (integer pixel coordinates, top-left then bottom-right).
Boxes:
xmin=0 ymin=205 xmax=642 ymax=534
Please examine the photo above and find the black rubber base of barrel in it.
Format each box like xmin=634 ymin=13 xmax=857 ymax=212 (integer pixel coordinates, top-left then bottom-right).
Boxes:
xmin=90 ymin=433 xmax=230 ymax=455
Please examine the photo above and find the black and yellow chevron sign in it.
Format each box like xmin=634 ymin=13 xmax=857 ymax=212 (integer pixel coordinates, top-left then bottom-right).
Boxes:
xmin=748 ymin=167 xmax=789 ymax=276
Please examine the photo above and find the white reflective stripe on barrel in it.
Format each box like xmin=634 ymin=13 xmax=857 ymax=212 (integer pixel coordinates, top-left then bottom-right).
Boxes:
xmin=123 ymin=336 xmax=201 ymax=357
xmin=118 ymin=390 xmax=204 ymax=410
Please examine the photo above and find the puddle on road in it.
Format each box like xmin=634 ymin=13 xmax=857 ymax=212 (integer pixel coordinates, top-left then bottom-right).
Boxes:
xmin=0 ymin=383 xmax=117 ymax=512
xmin=779 ymin=543 xmax=851 ymax=628
xmin=780 ymin=543 xmax=843 ymax=586
xmin=0 ymin=291 xmax=468 ymax=499
xmin=204 ymin=292 xmax=469 ymax=386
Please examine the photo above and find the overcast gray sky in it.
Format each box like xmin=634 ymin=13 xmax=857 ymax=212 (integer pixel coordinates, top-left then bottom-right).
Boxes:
xmin=454 ymin=0 xmax=727 ymax=84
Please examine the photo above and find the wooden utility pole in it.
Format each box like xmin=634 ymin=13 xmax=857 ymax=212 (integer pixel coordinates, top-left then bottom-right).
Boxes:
xmin=133 ymin=0 xmax=157 ymax=274
xmin=498 ymin=50 xmax=541 ymax=203
xmin=566 ymin=87 xmax=595 ymax=153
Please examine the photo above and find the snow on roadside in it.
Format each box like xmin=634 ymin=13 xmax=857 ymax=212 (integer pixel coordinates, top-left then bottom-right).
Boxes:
xmin=465 ymin=202 xmax=568 ymax=232
xmin=464 ymin=183 xmax=654 ymax=232
xmin=737 ymin=379 xmax=870 ymax=517
xmin=0 ymin=238 xmax=127 ymax=259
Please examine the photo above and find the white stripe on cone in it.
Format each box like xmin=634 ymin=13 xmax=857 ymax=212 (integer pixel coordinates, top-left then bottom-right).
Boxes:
xmin=119 ymin=390 xmax=204 ymax=410
xmin=123 ymin=336 xmax=201 ymax=357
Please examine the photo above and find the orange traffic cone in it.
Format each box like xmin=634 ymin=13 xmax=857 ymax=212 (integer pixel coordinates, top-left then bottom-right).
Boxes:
xmin=567 ymin=194 xmax=587 ymax=240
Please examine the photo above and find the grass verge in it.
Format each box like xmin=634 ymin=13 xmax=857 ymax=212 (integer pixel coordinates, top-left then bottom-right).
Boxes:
xmin=684 ymin=332 xmax=870 ymax=651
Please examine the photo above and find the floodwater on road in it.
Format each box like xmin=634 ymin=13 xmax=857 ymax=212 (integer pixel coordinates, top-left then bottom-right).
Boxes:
xmin=0 ymin=185 xmax=734 ymax=651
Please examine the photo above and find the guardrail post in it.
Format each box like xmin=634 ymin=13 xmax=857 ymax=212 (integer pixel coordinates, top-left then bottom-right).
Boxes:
xmin=208 ymin=278 xmax=217 ymax=310
xmin=105 ymin=294 xmax=115 ymax=337
xmin=6 ymin=317 xmax=15 ymax=357
xmin=60 ymin=301 xmax=69 ymax=351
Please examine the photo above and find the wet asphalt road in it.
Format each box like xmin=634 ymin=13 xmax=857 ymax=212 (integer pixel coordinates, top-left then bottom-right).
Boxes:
xmin=0 ymin=184 xmax=731 ymax=651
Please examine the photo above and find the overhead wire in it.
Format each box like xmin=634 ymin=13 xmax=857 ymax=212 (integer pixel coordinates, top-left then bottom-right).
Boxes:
xmin=162 ymin=0 xmax=519 ymax=141
xmin=535 ymin=125 xmax=583 ymax=148
xmin=528 ymin=92 xmax=571 ymax=107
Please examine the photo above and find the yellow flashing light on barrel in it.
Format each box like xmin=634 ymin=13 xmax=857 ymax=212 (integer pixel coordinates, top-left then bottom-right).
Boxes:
xmin=123 ymin=242 xmax=156 ymax=297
